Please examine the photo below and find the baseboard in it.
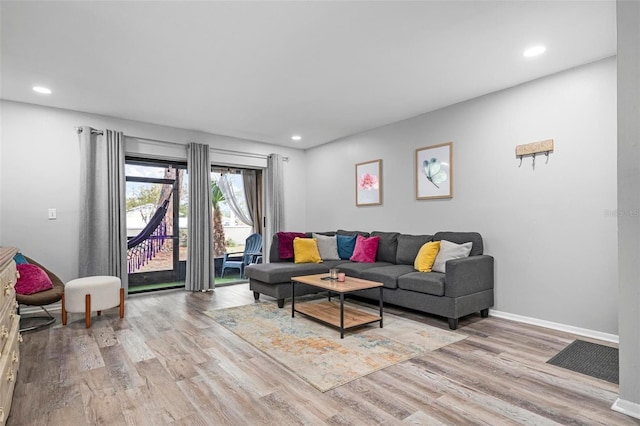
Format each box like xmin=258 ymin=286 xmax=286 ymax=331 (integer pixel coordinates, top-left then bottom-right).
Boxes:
xmin=612 ymin=398 xmax=640 ymax=420
xmin=489 ymin=310 xmax=619 ymax=344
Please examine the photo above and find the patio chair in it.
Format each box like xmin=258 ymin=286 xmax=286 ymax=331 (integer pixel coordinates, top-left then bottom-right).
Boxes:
xmin=221 ymin=233 xmax=262 ymax=278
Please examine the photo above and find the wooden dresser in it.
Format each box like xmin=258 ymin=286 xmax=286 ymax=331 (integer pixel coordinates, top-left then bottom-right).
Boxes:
xmin=0 ymin=247 xmax=20 ymax=425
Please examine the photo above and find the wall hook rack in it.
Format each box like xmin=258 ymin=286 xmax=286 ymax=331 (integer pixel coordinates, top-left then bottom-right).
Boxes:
xmin=516 ymin=139 xmax=554 ymax=169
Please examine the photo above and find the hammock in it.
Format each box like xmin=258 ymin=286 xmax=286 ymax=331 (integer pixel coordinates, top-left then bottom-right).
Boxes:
xmin=127 ymin=199 xmax=170 ymax=273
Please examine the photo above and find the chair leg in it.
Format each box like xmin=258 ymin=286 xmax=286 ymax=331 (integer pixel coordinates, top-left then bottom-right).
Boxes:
xmin=62 ymin=293 xmax=67 ymax=326
xmin=19 ymin=305 xmax=57 ymax=332
xmin=85 ymin=294 xmax=91 ymax=328
xmin=119 ymin=288 xmax=125 ymax=318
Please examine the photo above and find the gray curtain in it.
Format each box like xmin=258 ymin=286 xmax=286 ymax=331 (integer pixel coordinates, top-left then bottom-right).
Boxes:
xmin=78 ymin=127 xmax=128 ymax=291
xmin=242 ymin=170 xmax=260 ymax=234
xmin=186 ymin=142 xmax=215 ymax=291
xmin=266 ymin=154 xmax=284 ymax=261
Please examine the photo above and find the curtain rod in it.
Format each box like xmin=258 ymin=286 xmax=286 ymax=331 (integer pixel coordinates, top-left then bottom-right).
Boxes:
xmin=75 ymin=126 xmax=103 ymax=135
xmin=76 ymin=127 xmax=288 ymax=161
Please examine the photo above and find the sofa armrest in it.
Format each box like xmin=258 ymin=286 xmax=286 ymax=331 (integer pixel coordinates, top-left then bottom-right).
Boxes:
xmin=444 ymin=255 xmax=494 ymax=298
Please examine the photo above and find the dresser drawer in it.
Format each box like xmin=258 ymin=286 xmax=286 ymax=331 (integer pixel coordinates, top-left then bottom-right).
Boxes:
xmin=0 ymin=262 xmax=16 ymax=311
xmin=0 ymin=302 xmax=17 ymax=358
xmin=0 ymin=318 xmax=20 ymax=425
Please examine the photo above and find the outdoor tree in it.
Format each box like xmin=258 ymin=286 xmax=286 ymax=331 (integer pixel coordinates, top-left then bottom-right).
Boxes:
xmin=126 ymin=185 xmax=162 ymax=222
xmin=211 ymin=181 xmax=227 ymax=257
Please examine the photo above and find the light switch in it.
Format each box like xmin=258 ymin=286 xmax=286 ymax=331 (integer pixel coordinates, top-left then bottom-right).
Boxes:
xmin=48 ymin=208 xmax=57 ymax=220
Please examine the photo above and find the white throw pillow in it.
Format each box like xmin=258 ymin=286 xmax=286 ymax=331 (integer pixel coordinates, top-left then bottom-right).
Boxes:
xmin=431 ymin=240 xmax=473 ymax=273
xmin=312 ymin=233 xmax=341 ymax=260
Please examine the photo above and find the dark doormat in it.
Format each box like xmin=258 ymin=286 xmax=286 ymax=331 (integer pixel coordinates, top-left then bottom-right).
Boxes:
xmin=547 ymin=340 xmax=618 ymax=384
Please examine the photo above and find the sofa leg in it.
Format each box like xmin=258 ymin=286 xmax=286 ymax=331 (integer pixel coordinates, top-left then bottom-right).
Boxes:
xmin=448 ymin=318 xmax=458 ymax=330
xmin=480 ymin=308 xmax=489 ymax=318
xmin=253 ymin=291 xmax=260 ymax=301
xmin=277 ymin=299 xmax=285 ymax=308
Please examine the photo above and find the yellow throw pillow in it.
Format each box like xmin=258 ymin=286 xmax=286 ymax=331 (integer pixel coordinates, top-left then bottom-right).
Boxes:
xmin=414 ymin=241 xmax=441 ymax=272
xmin=293 ymin=237 xmax=322 ymax=264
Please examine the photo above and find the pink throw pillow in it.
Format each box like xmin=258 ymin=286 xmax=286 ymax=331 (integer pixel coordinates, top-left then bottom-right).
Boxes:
xmin=277 ymin=232 xmax=307 ymax=259
xmin=350 ymin=235 xmax=380 ymax=263
xmin=16 ymin=264 xmax=54 ymax=295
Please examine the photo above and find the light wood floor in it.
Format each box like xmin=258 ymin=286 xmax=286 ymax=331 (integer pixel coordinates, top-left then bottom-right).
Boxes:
xmin=9 ymin=284 xmax=639 ymax=426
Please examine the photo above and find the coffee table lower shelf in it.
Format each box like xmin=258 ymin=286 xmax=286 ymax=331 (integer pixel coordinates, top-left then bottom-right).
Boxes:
xmin=294 ymin=301 xmax=382 ymax=334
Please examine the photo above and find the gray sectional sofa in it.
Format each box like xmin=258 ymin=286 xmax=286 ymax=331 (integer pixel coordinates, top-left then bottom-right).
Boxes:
xmin=245 ymin=230 xmax=494 ymax=330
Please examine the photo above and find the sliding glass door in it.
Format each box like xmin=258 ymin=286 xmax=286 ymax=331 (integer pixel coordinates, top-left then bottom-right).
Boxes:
xmin=211 ymin=167 xmax=263 ymax=282
xmin=124 ymin=157 xmax=263 ymax=290
xmin=125 ymin=158 xmax=187 ymax=292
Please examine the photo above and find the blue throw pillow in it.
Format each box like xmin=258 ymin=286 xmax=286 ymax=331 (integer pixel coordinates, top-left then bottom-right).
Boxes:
xmin=13 ymin=252 xmax=29 ymax=265
xmin=336 ymin=234 xmax=357 ymax=260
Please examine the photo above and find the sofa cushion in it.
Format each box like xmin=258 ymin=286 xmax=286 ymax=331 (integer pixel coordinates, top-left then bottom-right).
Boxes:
xmin=269 ymin=234 xmax=284 ymax=262
xmin=337 ymin=229 xmax=370 ymax=237
xmin=310 ymin=231 xmax=336 ymax=236
xmin=293 ymin=237 xmax=322 ymax=264
xmin=414 ymin=241 xmax=441 ymax=272
xmin=371 ymin=231 xmax=400 ymax=264
xmin=276 ymin=232 xmax=307 ymax=259
xmin=350 ymin=235 xmax=379 ymax=263
xmin=336 ymin=261 xmax=392 ymax=278
xmin=396 ymin=234 xmax=433 ymax=265
xmin=336 ymin=234 xmax=357 ymax=260
xmin=245 ymin=260 xmax=345 ymax=284
xmin=312 ymin=233 xmax=340 ymax=260
xmin=432 ymin=240 xmax=472 ymax=273
xmin=398 ymin=271 xmax=446 ymax=296
xmin=433 ymin=231 xmax=483 ymax=256
xmin=360 ymin=265 xmax=415 ymax=289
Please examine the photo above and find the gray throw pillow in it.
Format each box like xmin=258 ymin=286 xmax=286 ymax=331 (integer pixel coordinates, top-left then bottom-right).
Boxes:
xmin=312 ymin=233 xmax=340 ymax=260
xmin=432 ymin=240 xmax=472 ymax=273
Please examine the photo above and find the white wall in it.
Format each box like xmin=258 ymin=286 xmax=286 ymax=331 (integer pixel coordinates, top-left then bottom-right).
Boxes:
xmin=0 ymin=101 xmax=307 ymax=282
xmin=0 ymin=59 xmax=619 ymax=335
xmin=306 ymin=58 xmax=618 ymax=334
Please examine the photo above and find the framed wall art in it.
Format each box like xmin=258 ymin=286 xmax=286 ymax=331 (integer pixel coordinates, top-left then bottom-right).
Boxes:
xmin=355 ymin=159 xmax=382 ymax=206
xmin=416 ymin=142 xmax=453 ymax=200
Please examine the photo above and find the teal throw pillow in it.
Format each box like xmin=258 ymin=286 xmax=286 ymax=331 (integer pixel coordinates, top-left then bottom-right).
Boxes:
xmin=336 ymin=234 xmax=357 ymax=260
xmin=13 ymin=252 xmax=29 ymax=265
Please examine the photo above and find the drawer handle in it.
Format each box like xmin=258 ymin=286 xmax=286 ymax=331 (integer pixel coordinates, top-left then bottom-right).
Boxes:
xmin=6 ymin=370 xmax=14 ymax=383
xmin=0 ymin=326 xmax=7 ymax=339
xmin=18 ymin=333 xmax=23 ymax=343
xmin=3 ymin=284 xmax=10 ymax=296
xmin=12 ymin=351 xmax=18 ymax=364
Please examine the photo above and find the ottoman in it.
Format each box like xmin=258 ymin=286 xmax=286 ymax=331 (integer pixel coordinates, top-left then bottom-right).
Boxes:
xmin=62 ymin=276 xmax=125 ymax=328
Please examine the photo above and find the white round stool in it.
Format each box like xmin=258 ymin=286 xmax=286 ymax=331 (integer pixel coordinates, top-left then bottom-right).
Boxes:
xmin=62 ymin=276 xmax=124 ymax=328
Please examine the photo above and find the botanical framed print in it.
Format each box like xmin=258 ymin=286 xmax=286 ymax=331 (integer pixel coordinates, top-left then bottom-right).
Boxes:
xmin=416 ymin=142 xmax=453 ymax=199
xmin=355 ymin=159 xmax=382 ymax=206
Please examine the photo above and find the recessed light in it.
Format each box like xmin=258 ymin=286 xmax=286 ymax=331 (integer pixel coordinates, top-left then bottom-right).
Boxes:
xmin=523 ymin=45 xmax=546 ymax=58
xmin=33 ymin=86 xmax=52 ymax=94
xmin=291 ymin=135 xmax=302 ymax=141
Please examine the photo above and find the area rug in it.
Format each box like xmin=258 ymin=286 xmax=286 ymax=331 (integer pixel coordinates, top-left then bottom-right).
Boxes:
xmin=547 ymin=339 xmax=619 ymax=384
xmin=205 ymin=301 xmax=466 ymax=392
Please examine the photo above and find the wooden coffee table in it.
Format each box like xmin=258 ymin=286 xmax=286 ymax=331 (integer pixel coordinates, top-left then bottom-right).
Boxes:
xmin=291 ymin=273 xmax=383 ymax=338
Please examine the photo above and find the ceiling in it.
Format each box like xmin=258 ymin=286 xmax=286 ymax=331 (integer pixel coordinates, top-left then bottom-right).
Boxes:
xmin=0 ymin=1 xmax=616 ymax=149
